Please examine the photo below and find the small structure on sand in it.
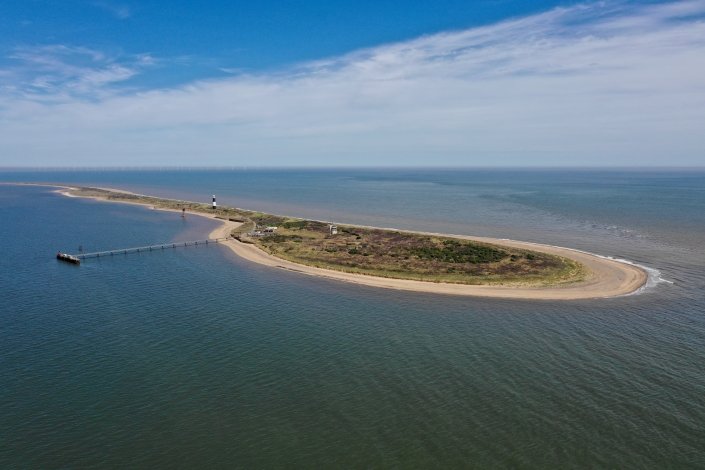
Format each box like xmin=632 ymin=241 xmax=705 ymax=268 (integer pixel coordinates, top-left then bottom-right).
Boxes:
xmin=211 ymin=195 xmax=217 ymax=209
xmin=329 ymin=224 xmax=338 ymax=235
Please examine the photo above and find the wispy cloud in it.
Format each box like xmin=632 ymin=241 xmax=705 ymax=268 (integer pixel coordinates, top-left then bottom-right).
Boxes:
xmin=1 ymin=1 xmax=704 ymax=166
xmin=3 ymin=45 xmax=153 ymax=98
xmin=90 ymin=1 xmax=131 ymax=19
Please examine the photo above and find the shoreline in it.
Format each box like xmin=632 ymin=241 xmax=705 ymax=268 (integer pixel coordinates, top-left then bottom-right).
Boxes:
xmin=216 ymin=227 xmax=647 ymax=300
xmin=5 ymin=182 xmax=648 ymax=300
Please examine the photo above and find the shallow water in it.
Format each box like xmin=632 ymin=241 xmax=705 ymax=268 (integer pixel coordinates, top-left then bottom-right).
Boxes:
xmin=1 ymin=170 xmax=704 ymax=468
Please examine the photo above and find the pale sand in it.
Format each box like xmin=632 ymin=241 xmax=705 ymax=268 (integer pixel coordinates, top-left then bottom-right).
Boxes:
xmin=201 ymin=197 xmax=647 ymax=300
xmin=215 ymin=228 xmax=646 ymax=300
xmin=33 ymin=183 xmax=647 ymax=300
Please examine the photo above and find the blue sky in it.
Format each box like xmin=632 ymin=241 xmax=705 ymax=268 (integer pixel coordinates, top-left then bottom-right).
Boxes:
xmin=1 ymin=0 xmax=704 ymax=166
xmin=2 ymin=0 xmax=601 ymax=90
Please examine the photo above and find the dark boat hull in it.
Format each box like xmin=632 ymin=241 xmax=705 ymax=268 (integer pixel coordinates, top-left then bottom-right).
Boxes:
xmin=57 ymin=253 xmax=81 ymax=265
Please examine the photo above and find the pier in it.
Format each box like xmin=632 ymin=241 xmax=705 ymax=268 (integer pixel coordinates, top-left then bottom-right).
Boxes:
xmin=57 ymin=237 xmax=232 ymax=263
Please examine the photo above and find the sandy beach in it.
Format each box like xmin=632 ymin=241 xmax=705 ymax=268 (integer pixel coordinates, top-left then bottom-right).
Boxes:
xmin=36 ymin=183 xmax=647 ymax=300
xmin=211 ymin=221 xmax=646 ymax=300
xmin=197 ymin=193 xmax=647 ymax=300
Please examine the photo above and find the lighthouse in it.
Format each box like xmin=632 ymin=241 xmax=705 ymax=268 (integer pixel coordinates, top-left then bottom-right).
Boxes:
xmin=212 ymin=195 xmax=217 ymax=209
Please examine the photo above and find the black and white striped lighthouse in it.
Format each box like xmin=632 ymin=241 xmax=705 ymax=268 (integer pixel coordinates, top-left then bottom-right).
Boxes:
xmin=212 ymin=194 xmax=217 ymax=209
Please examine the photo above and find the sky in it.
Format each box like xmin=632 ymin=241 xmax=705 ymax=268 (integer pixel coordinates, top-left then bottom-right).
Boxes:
xmin=0 ymin=0 xmax=704 ymax=167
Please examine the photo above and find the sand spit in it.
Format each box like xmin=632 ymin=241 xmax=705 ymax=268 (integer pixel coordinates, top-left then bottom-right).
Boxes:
xmin=33 ymin=183 xmax=647 ymax=300
xmin=216 ymin=227 xmax=646 ymax=300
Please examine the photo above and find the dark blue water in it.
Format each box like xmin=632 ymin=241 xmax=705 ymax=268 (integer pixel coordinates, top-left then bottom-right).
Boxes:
xmin=1 ymin=170 xmax=704 ymax=468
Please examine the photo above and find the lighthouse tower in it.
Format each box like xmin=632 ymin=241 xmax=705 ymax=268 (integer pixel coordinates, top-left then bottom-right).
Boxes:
xmin=212 ymin=195 xmax=217 ymax=209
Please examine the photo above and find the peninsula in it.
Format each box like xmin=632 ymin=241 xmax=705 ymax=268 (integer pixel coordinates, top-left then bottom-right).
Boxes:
xmin=58 ymin=185 xmax=647 ymax=300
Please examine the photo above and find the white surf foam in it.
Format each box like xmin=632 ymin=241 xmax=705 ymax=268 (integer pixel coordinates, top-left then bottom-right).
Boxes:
xmin=593 ymin=254 xmax=674 ymax=296
xmin=502 ymin=238 xmax=674 ymax=296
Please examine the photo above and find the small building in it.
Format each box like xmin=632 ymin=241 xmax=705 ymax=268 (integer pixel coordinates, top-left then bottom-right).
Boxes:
xmin=329 ymin=224 xmax=338 ymax=235
xmin=264 ymin=226 xmax=278 ymax=233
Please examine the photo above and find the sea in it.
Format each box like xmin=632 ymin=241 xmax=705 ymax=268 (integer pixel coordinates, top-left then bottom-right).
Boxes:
xmin=1 ymin=168 xmax=703 ymax=468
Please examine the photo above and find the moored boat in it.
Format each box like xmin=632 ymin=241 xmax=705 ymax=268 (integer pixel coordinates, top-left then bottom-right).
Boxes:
xmin=56 ymin=252 xmax=81 ymax=265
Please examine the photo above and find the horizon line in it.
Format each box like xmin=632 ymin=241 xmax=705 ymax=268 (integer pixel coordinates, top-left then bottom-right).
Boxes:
xmin=1 ymin=165 xmax=705 ymax=171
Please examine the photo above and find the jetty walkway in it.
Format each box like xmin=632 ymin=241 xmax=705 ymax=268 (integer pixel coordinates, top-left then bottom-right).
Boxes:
xmin=61 ymin=237 xmax=233 ymax=262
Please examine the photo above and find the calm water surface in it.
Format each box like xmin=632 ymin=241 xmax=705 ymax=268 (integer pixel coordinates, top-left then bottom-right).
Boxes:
xmin=1 ymin=170 xmax=704 ymax=468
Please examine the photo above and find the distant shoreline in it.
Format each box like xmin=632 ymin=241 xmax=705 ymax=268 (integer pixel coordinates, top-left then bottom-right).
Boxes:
xmin=3 ymin=182 xmax=648 ymax=300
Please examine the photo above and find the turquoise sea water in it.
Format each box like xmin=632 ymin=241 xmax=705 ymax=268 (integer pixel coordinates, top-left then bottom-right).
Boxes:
xmin=1 ymin=169 xmax=704 ymax=468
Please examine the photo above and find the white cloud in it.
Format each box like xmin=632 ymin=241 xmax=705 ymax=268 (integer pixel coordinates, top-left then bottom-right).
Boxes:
xmin=2 ymin=45 xmax=153 ymax=99
xmin=1 ymin=1 xmax=704 ymax=166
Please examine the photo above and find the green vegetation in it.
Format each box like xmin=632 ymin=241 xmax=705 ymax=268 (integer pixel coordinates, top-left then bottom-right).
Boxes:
xmin=254 ymin=221 xmax=585 ymax=286
xmin=70 ymin=186 xmax=586 ymax=286
xmin=410 ymin=239 xmax=507 ymax=264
